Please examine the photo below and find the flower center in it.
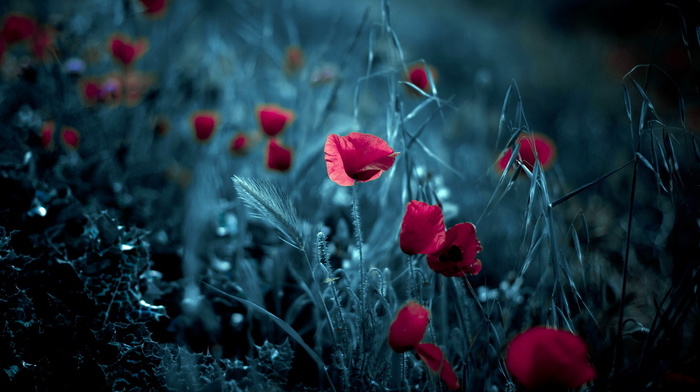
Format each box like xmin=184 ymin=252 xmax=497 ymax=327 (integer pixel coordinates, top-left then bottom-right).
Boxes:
xmin=439 ymin=245 xmax=462 ymax=263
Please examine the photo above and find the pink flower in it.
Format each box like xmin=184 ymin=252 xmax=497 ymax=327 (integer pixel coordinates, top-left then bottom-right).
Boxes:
xmin=505 ymin=327 xmax=596 ymax=390
xmin=496 ymin=132 xmax=556 ymax=174
xmin=257 ymin=104 xmax=295 ymax=137
xmin=265 ymin=138 xmax=292 ymax=171
xmin=190 ymin=111 xmax=218 ymax=142
xmin=388 ymin=301 xmax=430 ymax=353
xmin=229 ymin=132 xmax=249 ymax=155
xmin=400 ymin=201 xmax=482 ymax=277
xmin=324 ymin=132 xmax=398 ymax=186
xmin=138 ymin=0 xmax=168 ymax=17
xmin=40 ymin=121 xmax=55 ymax=149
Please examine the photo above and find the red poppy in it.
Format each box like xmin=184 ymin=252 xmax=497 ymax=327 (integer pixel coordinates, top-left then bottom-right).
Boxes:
xmin=0 ymin=13 xmax=36 ymax=46
xmin=109 ymin=34 xmax=148 ymax=67
xmin=400 ymin=201 xmax=482 ymax=278
xmin=405 ymin=63 xmax=437 ymax=95
xmin=60 ymin=126 xmax=80 ymax=151
xmin=496 ymin=132 xmax=556 ymax=174
xmin=415 ymin=343 xmax=460 ymax=390
xmin=265 ymin=138 xmax=293 ymax=171
xmin=400 ymin=201 xmax=446 ymax=255
xmin=79 ymin=78 xmax=103 ymax=105
xmin=505 ymin=327 xmax=596 ymax=390
xmin=229 ymin=132 xmax=249 ymax=155
xmin=388 ymin=301 xmax=430 ymax=353
xmin=138 ymin=0 xmax=168 ymax=17
xmin=30 ymin=25 xmax=55 ymax=60
xmin=324 ymin=132 xmax=398 ymax=186
xmin=426 ymin=223 xmax=483 ymax=277
xmin=283 ymin=45 xmax=305 ymax=74
xmin=191 ymin=111 xmax=218 ymax=142
xmin=40 ymin=121 xmax=55 ymax=149
xmin=257 ymin=104 xmax=295 ymax=137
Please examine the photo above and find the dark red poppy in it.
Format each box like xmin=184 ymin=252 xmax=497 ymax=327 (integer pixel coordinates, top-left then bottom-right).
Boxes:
xmin=400 ymin=201 xmax=482 ymax=278
xmin=400 ymin=201 xmax=446 ymax=255
xmin=79 ymin=78 xmax=103 ymax=105
xmin=283 ymin=46 xmax=305 ymax=74
xmin=109 ymin=34 xmax=147 ymax=67
xmin=265 ymin=138 xmax=292 ymax=171
xmin=324 ymin=132 xmax=398 ymax=186
xmin=257 ymin=104 xmax=295 ymax=137
xmin=60 ymin=126 xmax=80 ymax=151
xmin=0 ymin=13 xmax=36 ymax=46
xmin=405 ymin=63 xmax=437 ymax=95
xmin=229 ymin=132 xmax=249 ymax=155
xmin=191 ymin=111 xmax=218 ymax=142
xmin=426 ymin=223 xmax=483 ymax=278
xmin=30 ymin=25 xmax=55 ymax=60
xmin=388 ymin=301 xmax=430 ymax=353
xmin=138 ymin=0 xmax=168 ymax=17
xmin=496 ymin=132 xmax=556 ymax=174
xmin=39 ymin=121 xmax=55 ymax=149
xmin=415 ymin=343 xmax=460 ymax=390
xmin=505 ymin=327 xmax=596 ymax=390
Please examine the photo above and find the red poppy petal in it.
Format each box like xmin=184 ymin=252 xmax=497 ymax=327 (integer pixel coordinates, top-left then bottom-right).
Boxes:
xmin=415 ymin=343 xmax=460 ymax=390
xmin=40 ymin=121 xmax=55 ymax=149
xmin=229 ymin=133 xmax=248 ymax=154
xmin=266 ymin=138 xmax=292 ymax=171
xmin=1 ymin=14 xmax=36 ymax=45
xmin=257 ymin=105 xmax=295 ymax=137
xmin=505 ymin=327 xmax=596 ymax=390
xmin=496 ymin=148 xmax=513 ymax=173
xmin=399 ymin=201 xmax=446 ymax=255
xmin=139 ymin=0 xmax=168 ymax=15
xmin=388 ymin=301 xmax=429 ymax=353
xmin=324 ymin=132 xmax=398 ymax=186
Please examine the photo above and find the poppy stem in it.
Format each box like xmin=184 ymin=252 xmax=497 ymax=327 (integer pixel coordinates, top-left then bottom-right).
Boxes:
xmin=351 ymin=181 xmax=367 ymax=363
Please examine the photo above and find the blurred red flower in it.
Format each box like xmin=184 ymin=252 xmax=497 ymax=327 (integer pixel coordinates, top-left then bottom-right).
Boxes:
xmin=40 ymin=121 xmax=55 ymax=149
xmin=405 ymin=63 xmax=437 ymax=95
xmin=283 ymin=46 xmax=305 ymax=74
xmin=400 ymin=201 xmax=482 ymax=277
xmin=496 ymin=132 xmax=556 ymax=174
xmin=505 ymin=327 xmax=596 ymax=390
xmin=415 ymin=343 xmax=460 ymax=390
xmin=0 ymin=13 xmax=36 ymax=46
xmin=229 ymin=133 xmax=249 ymax=155
xmin=257 ymin=104 xmax=295 ymax=137
xmin=138 ymin=0 xmax=168 ymax=17
xmin=190 ymin=111 xmax=218 ymax=142
xmin=265 ymin=138 xmax=292 ymax=171
xmin=324 ymin=132 xmax=398 ymax=186
xmin=388 ymin=301 xmax=429 ymax=353
xmin=109 ymin=34 xmax=148 ymax=67
xmin=30 ymin=25 xmax=56 ymax=60
xmin=60 ymin=126 xmax=80 ymax=151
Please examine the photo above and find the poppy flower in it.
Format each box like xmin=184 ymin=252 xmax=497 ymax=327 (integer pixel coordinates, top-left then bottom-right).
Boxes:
xmin=324 ymin=132 xmax=399 ymax=186
xmin=30 ymin=25 xmax=55 ymax=60
xmin=415 ymin=343 xmax=460 ymax=390
xmin=405 ymin=63 xmax=437 ymax=95
xmin=400 ymin=201 xmax=446 ymax=255
xmin=79 ymin=78 xmax=103 ymax=105
xmin=60 ymin=126 xmax=80 ymax=151
xmin=496 ymin=132 xmax=556 ymax=174
xmin=190 ymin=111 xmax=218 ymax=142
xmin=256 ymin=104 xmax=295 ymax=137
xmin=265 ymin=138 xmax=293 ymax=171
xmin=400 ymin=201 xmax=483 ymax=278
xmin=229 ymin=132 xmax=249 ymax=155
xmin=283 ymin=45 xmax=305 ymax=74
xmin=388 ymin=301 xmax=430 ymax=353
xmin=0 ymin=13 xmax=36 ymax=46
xmin=109 ymin=34 xmax=148 ymax=67
xmin=138 ymin=0 xmax=168 ymax=17
xmin=39 ymin=121 xmax=55 ymax=149
xmin=505 ymin=327 xmax=596 ymax=390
